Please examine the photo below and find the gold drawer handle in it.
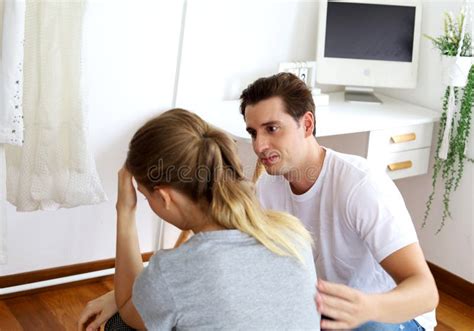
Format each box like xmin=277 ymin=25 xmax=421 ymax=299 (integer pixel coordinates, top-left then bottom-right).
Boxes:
xmin=387 ymin=161 xmax=413 ymax=171
xmin=390 ymin=133 xmax=416 ymax=144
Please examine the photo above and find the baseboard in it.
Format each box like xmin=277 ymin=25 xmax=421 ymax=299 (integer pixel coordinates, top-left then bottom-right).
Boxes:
xmin=0 ymin=274 xmax=115 ymax=300
xmin=0 ymin=251 xmax=154 ymax=289
xmin=427 ymin=261 xmax=474 ymax=307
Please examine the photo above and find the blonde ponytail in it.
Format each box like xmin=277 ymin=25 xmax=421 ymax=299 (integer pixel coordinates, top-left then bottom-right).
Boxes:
xmin=210 ymin=178 xmax=312 ymax=264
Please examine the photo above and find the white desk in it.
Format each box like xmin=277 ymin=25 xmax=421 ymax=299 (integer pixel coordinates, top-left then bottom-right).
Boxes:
xmin=314 ymin=92 xmax=439 ymax=137
xmin=183 ymin=92 xmax=440 ymax=179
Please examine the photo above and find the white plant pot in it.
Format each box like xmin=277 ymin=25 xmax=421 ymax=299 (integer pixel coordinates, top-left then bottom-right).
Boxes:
xmin=441 ymin=55 xmax=473 ymax=87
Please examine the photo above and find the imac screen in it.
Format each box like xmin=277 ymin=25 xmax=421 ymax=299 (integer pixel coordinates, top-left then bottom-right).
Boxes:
xmin=324 ymin=2 xmax=416 ymax=62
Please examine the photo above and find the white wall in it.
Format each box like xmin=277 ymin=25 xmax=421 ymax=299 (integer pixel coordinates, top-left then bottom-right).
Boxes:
xmin=176 ymin=0 xmax=319 ymax=105
xmin=2 ymin=0 xmax=472 ymax=284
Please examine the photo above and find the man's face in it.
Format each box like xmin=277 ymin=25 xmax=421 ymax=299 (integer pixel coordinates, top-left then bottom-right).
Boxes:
xmin=244 ymin=96 xmax=307 ymax=176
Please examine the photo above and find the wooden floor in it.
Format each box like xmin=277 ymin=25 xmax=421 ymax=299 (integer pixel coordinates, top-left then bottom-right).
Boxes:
xmin=0 ymin=277 xmax=473 ymax=330
xmin=435 ymin=291 xmax=474 ymax=331
xmin=0 ymin=277 xmax=114 ymax=331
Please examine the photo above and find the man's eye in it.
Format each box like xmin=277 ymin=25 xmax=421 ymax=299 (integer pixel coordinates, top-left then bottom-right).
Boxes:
xmin=248 ymin=131 xmax=256 ymax=139
xmin=267 ymin=126 xmax=278 ymax=133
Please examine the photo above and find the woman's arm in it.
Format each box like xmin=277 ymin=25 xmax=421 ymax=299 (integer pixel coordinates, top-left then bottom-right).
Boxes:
xmin=114 ymin=167 xmax=145 ymax=329
xmin=119 ymin=297 xmax=146 ymax=330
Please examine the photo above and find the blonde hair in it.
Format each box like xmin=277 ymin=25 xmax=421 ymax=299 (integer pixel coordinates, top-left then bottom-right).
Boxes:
xmin=126 ymin=108 xmax=312 ymax=263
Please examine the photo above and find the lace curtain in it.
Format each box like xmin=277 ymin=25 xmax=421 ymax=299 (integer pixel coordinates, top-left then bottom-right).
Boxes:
xmin=1 ymin=0 xmax=107 ymax=263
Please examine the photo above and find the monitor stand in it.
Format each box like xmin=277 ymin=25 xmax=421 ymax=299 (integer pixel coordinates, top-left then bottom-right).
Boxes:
xmin=344 ymin=87 xmax=382 ymax=104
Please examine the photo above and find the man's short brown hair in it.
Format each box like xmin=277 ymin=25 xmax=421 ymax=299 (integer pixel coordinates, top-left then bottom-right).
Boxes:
xmin=240 ymin=72 xmax=316 ymax=135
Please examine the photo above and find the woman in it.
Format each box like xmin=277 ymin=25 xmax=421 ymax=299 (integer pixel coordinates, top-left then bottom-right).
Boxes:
xmin=78 ymin=109 xmax=320 ymax=330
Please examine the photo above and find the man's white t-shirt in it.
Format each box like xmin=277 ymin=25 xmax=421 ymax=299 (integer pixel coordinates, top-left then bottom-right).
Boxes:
xmin=256 ymin=148 xmax=436 ymax=330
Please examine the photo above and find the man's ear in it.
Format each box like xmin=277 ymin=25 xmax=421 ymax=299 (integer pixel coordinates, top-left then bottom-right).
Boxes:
xmin=154 ymin=187 xmax=172 ymax=210
xmin=302 ymin=112 xmax=315 ymax=137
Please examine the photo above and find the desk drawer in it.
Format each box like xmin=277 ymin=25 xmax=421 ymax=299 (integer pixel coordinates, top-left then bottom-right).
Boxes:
xmin=373 ymin=148 xmax=431 ymax=180
xmin=368 ymin=123 xmax=434 ymax=154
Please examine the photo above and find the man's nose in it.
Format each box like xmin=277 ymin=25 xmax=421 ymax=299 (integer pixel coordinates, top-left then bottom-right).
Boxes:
xmin=254 ymin=135 xmax=269 ymax=155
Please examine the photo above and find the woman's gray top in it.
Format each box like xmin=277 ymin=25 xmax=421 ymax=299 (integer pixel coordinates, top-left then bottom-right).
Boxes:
xmin=132 ymin=229 xmax=320 ymax=330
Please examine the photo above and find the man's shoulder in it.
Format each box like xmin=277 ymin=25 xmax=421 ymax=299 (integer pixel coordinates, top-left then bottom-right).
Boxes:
xmin=321 ymin=149 xmax=402 ymax=205
xmin=325 ymin=149 xmax=371 ymax=175
xmin=323 ymin=149 xmax=374 ymax=187
xmin=329 ymin=149 xmax=397 ymax=190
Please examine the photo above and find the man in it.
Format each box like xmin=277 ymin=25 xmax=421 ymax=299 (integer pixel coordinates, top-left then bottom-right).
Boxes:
xmin=240 ymin=72 xmax=438 ymax=331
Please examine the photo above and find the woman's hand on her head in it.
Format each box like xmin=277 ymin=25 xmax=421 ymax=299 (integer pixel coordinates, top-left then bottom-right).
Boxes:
xmin=78 ymin=290 xmax=117 ymax=331
xmin=116 ymin=166 xmax=138 ymax=215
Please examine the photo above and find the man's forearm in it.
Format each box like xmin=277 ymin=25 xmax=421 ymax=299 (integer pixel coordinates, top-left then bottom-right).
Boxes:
xmin=115 ymin=211 xmax=144 ymax=309
xmin=370 ymin=274 xmax=438 ymax=323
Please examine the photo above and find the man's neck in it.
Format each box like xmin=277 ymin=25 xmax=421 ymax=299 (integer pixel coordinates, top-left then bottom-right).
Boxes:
xmin=285 ymin=140 xmax=325 ymax=195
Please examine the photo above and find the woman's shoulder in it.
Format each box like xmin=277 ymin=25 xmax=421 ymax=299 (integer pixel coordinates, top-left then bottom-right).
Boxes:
xmin=148 ymin=230 xmax=256 ymax=265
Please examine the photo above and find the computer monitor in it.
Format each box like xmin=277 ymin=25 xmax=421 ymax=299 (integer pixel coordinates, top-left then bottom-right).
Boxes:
xmin=316 ymin=0 xmax=422 ymax=103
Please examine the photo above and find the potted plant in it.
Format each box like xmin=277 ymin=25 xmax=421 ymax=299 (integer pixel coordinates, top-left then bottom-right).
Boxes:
xmin=423 ymin=9 xmax=474 ymax=233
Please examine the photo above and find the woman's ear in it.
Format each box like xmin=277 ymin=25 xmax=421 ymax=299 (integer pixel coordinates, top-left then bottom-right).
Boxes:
xmin=154 ymin=187 xmax=172 ymax=210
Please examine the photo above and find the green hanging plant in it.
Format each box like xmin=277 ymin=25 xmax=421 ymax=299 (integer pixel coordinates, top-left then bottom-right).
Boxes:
xmin=423 ymin=10 xmax=474 ymax=234
xmin=424 ymin=11 xmax=472 ymax=57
